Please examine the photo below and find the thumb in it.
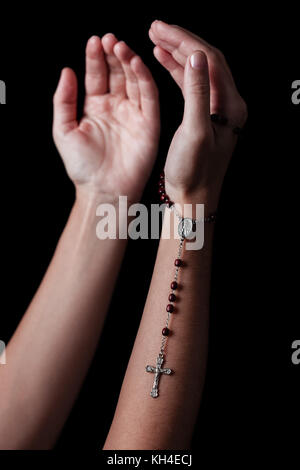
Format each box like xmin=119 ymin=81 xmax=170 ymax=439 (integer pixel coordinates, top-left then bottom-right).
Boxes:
xmin=182 ymin=50 xmax=211 ymax=132
xmin=53 ymin=67 xmax=78 ymax=136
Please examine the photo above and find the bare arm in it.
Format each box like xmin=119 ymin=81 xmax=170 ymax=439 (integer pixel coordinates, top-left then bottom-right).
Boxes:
xmin=105 ymin=212 xmax=214 ymax=449
xmin=0 ymin=33 xmax=159 ymax=449
xmin=0 ymin=192 xmax=127 ymax=449
xmin=104 ymin=22 xmax=247 ymax=449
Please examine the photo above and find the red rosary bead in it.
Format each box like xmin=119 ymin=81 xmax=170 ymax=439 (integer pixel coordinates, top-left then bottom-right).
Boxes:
xmin=168 ymin=293 xmax=176 ymax=302
xmin=158 ymin=172 xmax=173 ymax=207
xmin=171 ymin=281 xmax=178 ymax=290
xmin=174 ymin=259 xmax=182 ymax=267
xmin=166 ymin=304 xmax=174 ymax=313
xmin=162 ymin=327 xmax=170 ymax=336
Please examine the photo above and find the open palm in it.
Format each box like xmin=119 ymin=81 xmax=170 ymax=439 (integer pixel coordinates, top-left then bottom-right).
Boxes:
xmin=53 ymin=34 xmax=160 ymax=202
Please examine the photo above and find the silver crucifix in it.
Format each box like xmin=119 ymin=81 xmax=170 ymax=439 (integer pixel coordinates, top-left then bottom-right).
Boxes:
xmin=146 ymin=354 xmax=173 ymax=398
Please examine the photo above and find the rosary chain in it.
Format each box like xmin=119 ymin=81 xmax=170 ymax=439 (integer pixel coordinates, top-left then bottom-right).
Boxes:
xmin=170 ymin=203 xmax=217 ymax=224
xmin=159 ymin=234 xmax=184 ymax=357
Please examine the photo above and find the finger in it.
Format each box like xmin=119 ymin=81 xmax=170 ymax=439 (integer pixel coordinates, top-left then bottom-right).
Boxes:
xmin=150 ymin=22 xmax=235 ymax=81
xmin=150 ymin=21 xmax=213 ymax=66
xmin=130 ymin=55 xmax=159 ymax=120
xmin=168 ymin=24 xmax=235 ymax=80
xmin=85 ymin=35 xmax=108 ymax=96
xmin=150 ymin=20 xmax=234 ymax=81
xmin=113 ymin=41 xmax=140 ymax=105
xmin=101 ymin=33 xmax=126 ymax=96
xmin=149 ymin=21 xmax=191 ymax=66
xmin=153 ymin=45 xmax=184 ymax=89
xmin=150 ymin=21 xmax=238 ymax=114
xmin=53 ymin=68 xmax=78 ymax=135
xmin=182 ymin=51 xmax=211 ymax=133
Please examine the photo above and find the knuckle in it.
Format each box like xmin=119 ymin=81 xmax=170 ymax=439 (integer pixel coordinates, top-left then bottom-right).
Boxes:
xmin=213 ymin=47 xmax=225 ymax=61
xmin=209 ymin=47 xmax=222 ymax=64
xmin=189 ymin=81 xmax=210 ymax=96
xmin=209 ymin=47 xmax=229 ymax=70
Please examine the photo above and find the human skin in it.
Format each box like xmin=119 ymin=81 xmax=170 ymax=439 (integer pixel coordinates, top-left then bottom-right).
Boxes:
xmin=103 ymin=21 xmax=247 ymax=449
xmin=0 ymin=34 xmax=159 ymax=449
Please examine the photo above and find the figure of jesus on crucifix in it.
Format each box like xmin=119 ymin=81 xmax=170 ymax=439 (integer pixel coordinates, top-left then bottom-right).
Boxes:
xmin=146 ymin=354 xmax=173 ymax=398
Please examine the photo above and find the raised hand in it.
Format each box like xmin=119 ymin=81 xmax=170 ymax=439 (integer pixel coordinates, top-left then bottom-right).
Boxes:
xmin=149 ymin=21 xmax=247 ymax=211
xmin=53 ymin=34 xmax=160 ymax=203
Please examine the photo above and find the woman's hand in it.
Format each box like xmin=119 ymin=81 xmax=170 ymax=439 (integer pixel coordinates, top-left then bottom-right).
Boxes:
xmin=53 ymin=34 xmax=160 ymax=203
xmin=149 ymin=21 xmax=247 ymax=211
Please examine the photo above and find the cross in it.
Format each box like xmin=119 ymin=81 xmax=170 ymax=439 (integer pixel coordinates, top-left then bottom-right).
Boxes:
xmin=146 ymin=354 xmax=173 ymax=398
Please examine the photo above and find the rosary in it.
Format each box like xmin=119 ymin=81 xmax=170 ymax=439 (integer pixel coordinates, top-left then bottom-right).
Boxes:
xmin=145 ymin=170 xmax=217 ymax=398
xmin=145 ymin=114 xmax=242 ymax=397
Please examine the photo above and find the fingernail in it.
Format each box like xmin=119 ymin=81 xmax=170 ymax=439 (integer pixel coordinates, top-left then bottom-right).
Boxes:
xmin=154 ymin=19 xmax=165 ymax=27
xmin=190 ymin=51 xmax=205 ymax=69
xmin=90 ymin=35 xmax=99 ymax=44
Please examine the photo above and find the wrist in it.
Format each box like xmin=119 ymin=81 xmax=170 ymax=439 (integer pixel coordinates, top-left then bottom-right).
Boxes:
xmin=75 ymin=185 xmax=139 ymax=208
xmin=164 ymin=181 xmax=220 ymax=216
xmin=74 ymin=187 xmax=137 ymax=240
xmin=75 ymin=185 xmax=119 ymax=207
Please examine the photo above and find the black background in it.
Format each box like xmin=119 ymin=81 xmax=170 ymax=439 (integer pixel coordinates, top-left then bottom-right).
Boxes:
xmin=0 ymin=3 xmax=299 ymax=461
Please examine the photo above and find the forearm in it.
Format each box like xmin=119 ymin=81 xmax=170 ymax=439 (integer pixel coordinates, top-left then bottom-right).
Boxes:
xmin=0 ymin=191 xmax=127 ymax=449
xmin=104 ymin=207 xmax=214 ymax=449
